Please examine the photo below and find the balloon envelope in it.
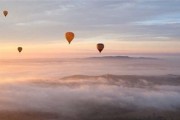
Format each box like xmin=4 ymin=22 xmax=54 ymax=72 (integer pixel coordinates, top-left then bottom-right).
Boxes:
xmin=97 ymin=43 xmax=104 ymax=53
xmin=3 ymin=10 xmax=8 ymax=17
xmin=65 ymin=32 xmax=74 ymax=44
xmin=17 ymin=47 xmax=23 ymax=53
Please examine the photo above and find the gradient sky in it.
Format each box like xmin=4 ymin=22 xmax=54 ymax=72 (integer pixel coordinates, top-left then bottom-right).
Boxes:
xmin=0 ymin=0 xmax=180 ymax=58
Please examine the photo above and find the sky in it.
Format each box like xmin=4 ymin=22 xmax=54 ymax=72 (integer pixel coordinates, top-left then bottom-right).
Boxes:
xmin=0 ymin=0 xmax=180 ymax=58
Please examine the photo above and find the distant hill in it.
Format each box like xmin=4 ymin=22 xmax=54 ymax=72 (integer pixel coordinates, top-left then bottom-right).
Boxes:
xmin=30 ymin=74 xmax=180 ymax=88
xmin=86 ymin=56 xmax=158 ymax=60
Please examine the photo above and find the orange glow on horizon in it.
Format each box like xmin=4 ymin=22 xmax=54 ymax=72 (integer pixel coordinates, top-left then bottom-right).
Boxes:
xmin=0 ymin=40 xmax=180 ymax=59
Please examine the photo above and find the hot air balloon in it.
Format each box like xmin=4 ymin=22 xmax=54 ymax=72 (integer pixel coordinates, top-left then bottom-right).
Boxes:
xmin=3 ymin=10 xmax=8 ymax=17
xmin=17 ymin=47 xmax=23 ymax=53
xmin=97 ymin=43 xmax=104 ymax=53
xmin=65 ymin=32 xmax=75 ymax=44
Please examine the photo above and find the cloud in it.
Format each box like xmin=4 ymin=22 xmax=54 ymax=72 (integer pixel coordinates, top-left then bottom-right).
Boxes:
xmin=0 ymin=0 xmax=180 ymax=43
xmin=16 ymin=20 xmax=61 ymax=26
xmin=1 ymin=75 xmax=180 ymax=118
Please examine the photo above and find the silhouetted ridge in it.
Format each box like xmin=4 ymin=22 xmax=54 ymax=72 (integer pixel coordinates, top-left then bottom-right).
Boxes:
xmin=59 ymin=74 xmax=180 ymax=87
xmin=87 ymin=56 xmax=157 ymax=60
xmin=30 ymin=74 xmax=180 ymax=88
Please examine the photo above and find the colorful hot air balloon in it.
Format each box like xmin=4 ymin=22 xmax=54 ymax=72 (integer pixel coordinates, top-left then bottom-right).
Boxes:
xmin=65 ymin=32 xmax=75 ymax=44
xmin=17 ymin=47 xmax=23 ymax=53
xmin=97 ymin=43 xmax=104 ymax=53
xmin=3 ymin=10 xmax=8 ymax=17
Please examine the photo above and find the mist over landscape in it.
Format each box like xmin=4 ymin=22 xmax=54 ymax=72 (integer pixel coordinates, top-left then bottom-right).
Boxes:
xmin=0 ymin=56 xmax=180 ymax=120
xmin=1 ymin=0 xmax=180 ymax=119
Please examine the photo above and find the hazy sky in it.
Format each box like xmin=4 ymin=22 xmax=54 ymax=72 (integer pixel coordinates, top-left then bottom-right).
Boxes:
xmin=0 ymin=0 xmax=180 ymax=58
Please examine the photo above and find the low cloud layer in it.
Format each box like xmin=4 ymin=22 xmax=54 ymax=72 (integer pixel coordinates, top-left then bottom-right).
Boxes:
xmin=0 ymin=58 xmax=180 ymax=119
xmin=0 ymin=75 xmax=180 ymax=120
